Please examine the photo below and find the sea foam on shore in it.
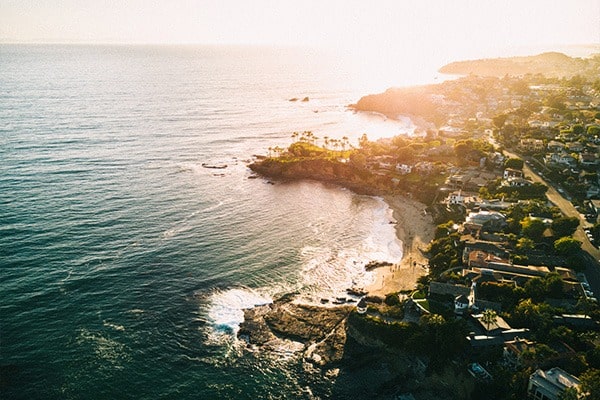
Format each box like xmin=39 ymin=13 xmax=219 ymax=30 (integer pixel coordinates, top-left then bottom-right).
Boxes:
xmin=206 ymin=195 xmax=404 ymax=338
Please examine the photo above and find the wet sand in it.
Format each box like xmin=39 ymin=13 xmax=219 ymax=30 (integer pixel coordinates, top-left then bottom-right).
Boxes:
xmin=365 ymin=195 xmax=434 ymax=296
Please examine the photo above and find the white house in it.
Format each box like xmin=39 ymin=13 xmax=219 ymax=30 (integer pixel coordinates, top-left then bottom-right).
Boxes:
xmin=396 ymin=163 xmax=412 ymax=175
xmin=502 ymin=177 xmax=533 ymax=188
xmin=527 ymin=368 xmax=582 ymax=400
xmin=503 ymin=168 xmax=524 ymax=179
xmin=448 ymin=190 xmax=465 ymax=205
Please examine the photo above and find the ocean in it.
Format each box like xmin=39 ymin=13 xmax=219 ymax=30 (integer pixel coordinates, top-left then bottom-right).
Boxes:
xmin=3 ymin=43 xmax=595 ymax=399
xmin=0 ymin=44 xmax=424 ymax=399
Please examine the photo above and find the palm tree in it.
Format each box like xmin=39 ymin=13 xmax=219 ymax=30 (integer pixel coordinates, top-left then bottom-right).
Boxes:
xmin=331 ymin=139 xmax=340 ymax=151
xmin=342 ymin=136 xmax=349 ymax=151
xmin=291 ymin=131 xmax=299 ymax=143
xmin=481 ymin=309 xmax=498 ymax=332
xmin=323 ymin=136 xmax=329 ymax=150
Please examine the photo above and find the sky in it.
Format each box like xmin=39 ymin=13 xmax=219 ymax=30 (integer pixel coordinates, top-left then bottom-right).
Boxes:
xmin=1 ymin=0 xmax=599 ymax=60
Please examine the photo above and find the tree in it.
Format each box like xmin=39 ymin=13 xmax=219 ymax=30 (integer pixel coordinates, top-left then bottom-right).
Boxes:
xmin=525 ymin=277 xmax=547 ymax=302
xmin=358 ymin=133 xmax=369 ymax=149
xmin=511 ymin=298 xmax=553 ymax=332
xmin=516 ymin=237 xmax=535 ymax=252
xmin=554 ymin=237 xmax=582 ymax=256
xmin=481 ymin=309 xmax=498 ymax=332
xmin=493 ymin=114 xmax=507 ymax=129
xmin=580 ymin=368 xmax=600 ymax=400
xmin=559 ymin=387 xmax=579 ymax=400
xmin=521 ymin=217 xmax=546 ymax=241
xmin=588 ymin=125 xmax=600 ymax=136
xmin=504 ymin=157 xmax=524 ymax=170
xmin=544 ymin=272 xmax=564 ymax=298
xmin=435 ymin=220 xmax=455 ymax=239
xmin=551 ymin=217 xmax=580 ymax=238
xmin=572 ymin=124 xmax=584 ymax=135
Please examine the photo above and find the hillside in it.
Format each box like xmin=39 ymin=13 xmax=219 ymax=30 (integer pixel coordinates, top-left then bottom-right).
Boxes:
xmin=439 ymin=51 xmax=600 ymax=78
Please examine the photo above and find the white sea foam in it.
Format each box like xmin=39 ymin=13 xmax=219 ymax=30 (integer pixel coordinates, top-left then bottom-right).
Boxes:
xmin=298 ymin=199 xmax=403 ymax=301
xmin=207 ymin=288 xmax=272 ymax=336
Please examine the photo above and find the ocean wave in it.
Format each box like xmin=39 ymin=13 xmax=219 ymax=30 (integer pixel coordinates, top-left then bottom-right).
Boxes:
xmin=206 ymin=287 xmax=272 ymax=337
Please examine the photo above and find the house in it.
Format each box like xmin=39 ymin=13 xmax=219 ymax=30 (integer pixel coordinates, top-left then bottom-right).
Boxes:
xmin=414 ymin=161 xmax=434 ymax=174
xmin=489 ymin=152 xmax=506 ymax=168
xmin=504 ymin=168 xmax=524 ymax=179
xmin=396 ymin=163 xmax=412 ymax=174
xmin=447 ymin=190 xmax=465 ymax=205
xmin=464 ymin=211 xmax=508 ymax=233
xmin=462 ymin=240 xmax=510 ymax=264
xmin=429 ymin=281 xmax=470 ymax=297
xmin=473 ymin=312 xmax=512 ymax=335
xmin=519 ymin=138 xmax=545 ymax=152
xmin=466 ymin=250 xmax=510 ymax=269
xmin=545 ymin=153 xmax=577 ymax=168
xmin=553 ymin=314 xmax=599 ymax=330
xmin=527 ymin=368 xmax=582 ymax=400
xmin=446 ymin=174 xmax=470 ymax=189
xmin=502 ymin=177 xmax=533 ymax=187
xmin=587 ymin=184 xmax=600 ymax=199
xmin=565 ymin=142 xmax=585 ymax=153
xmin=579 ymin=152 xmax=598 ymax=167
xmin=439 ymin=125 xmax=466 ymax=137
xmin=503 ymin=337 xmax=536 ymax=369
xmin=547 ymin=140 xmax=565 ymax=152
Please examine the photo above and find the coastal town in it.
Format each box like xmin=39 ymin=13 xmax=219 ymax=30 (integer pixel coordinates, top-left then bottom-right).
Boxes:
xmin=248 ymin=52 xmax=600 ymax=399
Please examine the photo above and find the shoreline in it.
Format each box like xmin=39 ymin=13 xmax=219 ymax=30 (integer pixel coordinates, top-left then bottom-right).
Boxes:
xmin=365 ymin=195 xmax=434 ymax=296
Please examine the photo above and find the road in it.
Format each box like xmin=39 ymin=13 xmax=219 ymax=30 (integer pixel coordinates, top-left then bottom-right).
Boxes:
xmin=504 ymin=149 xmax=600 ymax=297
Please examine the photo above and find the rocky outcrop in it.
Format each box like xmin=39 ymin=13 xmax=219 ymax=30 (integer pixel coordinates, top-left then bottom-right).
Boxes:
xmin=352 ymin=85 xmax=444 ymax=127
xmin=238 ymin=296 xmax=353 ymax=367
xmin=248 ymin=158 xmax=388 ymax=196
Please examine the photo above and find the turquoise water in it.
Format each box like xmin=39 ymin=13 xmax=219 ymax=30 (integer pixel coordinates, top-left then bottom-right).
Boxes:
xmin=0 ymin=45 xmax=412 ymax=399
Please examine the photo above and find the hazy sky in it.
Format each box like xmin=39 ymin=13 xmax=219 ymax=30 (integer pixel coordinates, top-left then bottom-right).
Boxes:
xmin=1 ymin=0 xmax=599 ymax=56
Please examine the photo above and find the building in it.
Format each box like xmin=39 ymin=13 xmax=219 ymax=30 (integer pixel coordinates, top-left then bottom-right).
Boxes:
xmin=464 ymin=211 xmax=508 ymax=233
xmin=503 ymin=338 xmax=536 ymax=369
xmin=502 ymin=177 xmax=533 ymax=187
xmin=447 ymin=190 xmax=465 ymax=205
xmin=527 ymin=368 xmax=582 ymax=400
xmin=396 ymin=163 xmax=412 ymax=174
xmin=504 ymin=168 xmax=524 ymax=179
xmin=547 ymin=140 xmax=565 ymax=152
xmin=519 ymin=138 xmax=545 ymax=152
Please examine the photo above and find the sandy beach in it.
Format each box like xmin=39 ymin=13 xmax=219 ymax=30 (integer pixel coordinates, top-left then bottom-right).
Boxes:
xmin=365 ymin=195 xmax=435 ymax=296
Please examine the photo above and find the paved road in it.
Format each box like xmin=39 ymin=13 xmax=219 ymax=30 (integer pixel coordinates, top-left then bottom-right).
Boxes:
xmin=504 ymin=149 xmax=600 ymax=298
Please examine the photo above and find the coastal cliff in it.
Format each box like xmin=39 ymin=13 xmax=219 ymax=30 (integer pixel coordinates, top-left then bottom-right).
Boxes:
xmin=238 ymin=296 xmax=473 ymax=399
